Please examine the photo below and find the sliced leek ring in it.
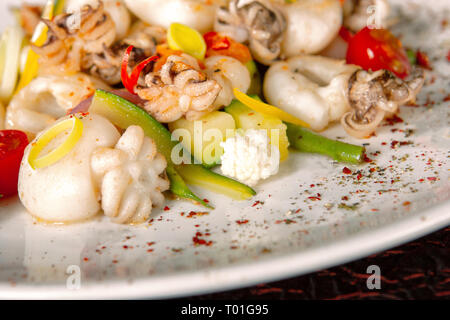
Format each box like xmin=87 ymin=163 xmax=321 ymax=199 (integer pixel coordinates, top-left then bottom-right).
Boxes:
xmin=0 ymin=25 xmax=24 ymax=102
xmin=167 ymin=23 xmax=206 ymax=61
xmin=28 ymin=116 xmax=84 ymax=170
xmin=233 ymin=88 xmax=310 ymax=128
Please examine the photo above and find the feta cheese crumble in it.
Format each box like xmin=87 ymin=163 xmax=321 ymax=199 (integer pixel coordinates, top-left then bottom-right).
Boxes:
xmin=220 ymin=129 xmax=280 ymax=187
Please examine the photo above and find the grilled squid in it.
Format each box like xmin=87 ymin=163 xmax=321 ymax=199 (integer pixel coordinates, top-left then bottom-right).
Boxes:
xmin=343 ymin=0 xmax=390 ymax=32
xmin=214 ymin=0 xmax=342 ymax=64
xmin=91 ymin=125 xmax=170 ymax=224
xmin=264 ymin=55 xmax=424 ymax=137
xmin=124 ymin=0 xmax=221 ymax=34
xmin=279 ymin=0 xmax=342 ymax=58
xmin=136 ymin=54 xmax=222 ymax=123
xmin=66 ymin=0 xmax=131 ymax=39
xmin=204 ymin=55 xmax=251 ymax=109
xmin=19 ymin=114 xmax=169 ymax=224
xmin=32 ymin=1 xmax=117 ymax=74
xmin=215 ymin=0 xmax=286 ymax=65
xmin=264 ymin=55 xmax=359 ymax=131
xmin=82 ymin=22 xmax=166 ymax=85
xmin=5 ymin=73 xmax=108 ymax=135
xmin=342 ymin=67 xmax=424 ymax=138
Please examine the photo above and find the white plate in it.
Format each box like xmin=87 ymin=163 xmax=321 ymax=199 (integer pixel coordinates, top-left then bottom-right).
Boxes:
xmin=0 ymin=0 xmax=449 ymax=299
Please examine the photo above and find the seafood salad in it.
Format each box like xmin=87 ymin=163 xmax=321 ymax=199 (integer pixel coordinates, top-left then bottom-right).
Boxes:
xmin=0 ymin=0 xmax=429 ymax=225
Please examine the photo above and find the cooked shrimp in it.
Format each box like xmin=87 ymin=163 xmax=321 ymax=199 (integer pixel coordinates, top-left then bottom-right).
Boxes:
xmin=264 ymin=55 xmax=359 ymax=131
xmin=5 ymin=73 xmax=108 ymax=135
xmin=124 ymin=0 xmax=223 ymax=34
xmin=136 ymin=54 xmax=221 ymax=122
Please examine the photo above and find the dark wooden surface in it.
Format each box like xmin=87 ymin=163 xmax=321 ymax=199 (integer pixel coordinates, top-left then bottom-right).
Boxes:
xmin=188 ymin=227 xmax=449 ymax=300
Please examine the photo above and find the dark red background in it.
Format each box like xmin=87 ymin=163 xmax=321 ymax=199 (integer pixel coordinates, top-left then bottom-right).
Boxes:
xmin=189 ymin=227 xmax=449 ymax=300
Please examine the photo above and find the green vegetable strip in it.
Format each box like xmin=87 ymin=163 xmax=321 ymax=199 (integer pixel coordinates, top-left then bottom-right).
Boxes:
xmin=91 ymin=90 xmax=175 ymax=161
xmin=166 ymin=166 xmax=213 ymax=209
xmin=286 ymin=123 xmax=365 ymax=164
xmin=176 ymin=164 xmax=256 ymax=201
xmin=90 ymin=89 xmax=255 ymax=204
xmin=90 ymin=90 xmax=211 ymax=207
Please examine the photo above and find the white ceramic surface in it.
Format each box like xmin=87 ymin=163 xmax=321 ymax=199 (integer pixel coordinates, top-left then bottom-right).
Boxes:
xmin=0 ymin=0 xmax=449 ymax=299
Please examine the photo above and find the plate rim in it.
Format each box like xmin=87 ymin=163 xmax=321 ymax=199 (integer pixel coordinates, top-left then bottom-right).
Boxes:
xmin=1 ymin=200 xmax=448 ymax=300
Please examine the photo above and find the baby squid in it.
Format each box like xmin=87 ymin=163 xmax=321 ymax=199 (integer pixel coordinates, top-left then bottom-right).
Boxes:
xmin=204 ymin=55 xmax=251 ymax=109
xmin=264 ymin=55 xmax=359 ymax=131
xmin=19 ymin=115 xmax=169 ymax=224
xmin=214 ymin=0 xmax=342 ymax=64
xmin=136 ymin=54 xmax=222 ymax=123
xmin=264 ymin=55 xmax=425 ymax=137
xmin=83 ymin=22 xmax=166 ymax=85
xmin=342 ymin=67 xmax=424 ymax=138
xmin=5 ymin=73 xmax=108 ymax=135
xmin=66 ymin=0 xmax=131 ymax=40
xmin=32 ymin=1 xmax=117 ymax=74
xmin=215 ymin=0 xmax=286 ymax=65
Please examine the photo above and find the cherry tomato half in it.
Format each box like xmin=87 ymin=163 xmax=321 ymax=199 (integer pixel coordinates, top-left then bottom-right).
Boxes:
xmin=346 ymin=27 xmax=411 ymax=79
xmin=0 ymin=130 xmax=29 ymax=198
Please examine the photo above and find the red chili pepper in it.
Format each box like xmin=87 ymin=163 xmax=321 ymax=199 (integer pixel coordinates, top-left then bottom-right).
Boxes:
xmin=204 ymin=31 xmax=230 ymax=50
xmin=0 ymin=130 xmax=29 ymax=198
xmin=203 ymin=32 xmax=252 ymax=64
xmin=345 ymin=27 xmax=411 ymax=79
xmin=416 ymin=50 xmax=432 ymax=70
xmin=121 ymin=45 xmax=159 ymax=94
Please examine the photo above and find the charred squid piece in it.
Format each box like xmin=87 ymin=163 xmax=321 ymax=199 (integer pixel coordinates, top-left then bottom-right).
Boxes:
xmin=215 ymin=0 xmax=286 ymax=65
xmin=135 ymin=55 xmax=221 ymax=123
xmin=31 ymin=15 xmax=81 ymax=74
xmin=76 ymin=1 xmax=116 ymax=54
xmin=341 ymin=67 xmax=424 ymax=138
xmin=343 ymin=0 xmax=390 ymax=32
xmin=31 ymin=1 xmax=116 ymax=74
xmin=82 ymin=23 xmax=166 ymax=85
xmin=81 ymin=43 xmax=126 ymax=85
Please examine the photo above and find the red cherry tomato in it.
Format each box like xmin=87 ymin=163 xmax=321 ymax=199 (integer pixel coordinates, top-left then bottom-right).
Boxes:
xmin=346 ymin=27 xmax=411 ymax=79
xmin=0 ymin=130 xmax=29 ymax=198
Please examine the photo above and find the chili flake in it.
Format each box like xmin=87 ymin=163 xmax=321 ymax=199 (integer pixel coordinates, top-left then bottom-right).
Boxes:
xmin=343 ymin=167 xmax=352 ymax=174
